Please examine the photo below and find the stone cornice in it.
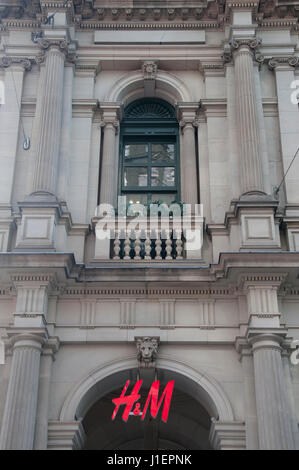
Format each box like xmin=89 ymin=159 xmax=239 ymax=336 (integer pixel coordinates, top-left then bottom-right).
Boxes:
xmin=77 ymin=21 xmax=221 ymax=30
xmin=1 ymin=252 xmax=299 ymax=290
xmin=1 ymin=1 xmax=298 ymax=32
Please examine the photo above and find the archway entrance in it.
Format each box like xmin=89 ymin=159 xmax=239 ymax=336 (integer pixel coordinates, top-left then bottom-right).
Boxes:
xmin=82 ymin=380 xmax=212 ymax=450
xmin=59 ymin=358 xmax=235 ymax=450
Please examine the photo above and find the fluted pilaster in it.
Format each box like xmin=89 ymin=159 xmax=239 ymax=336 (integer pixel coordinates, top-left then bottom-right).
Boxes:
xmin=0 ymin=334 xmax=44 ymax=449
xmin=33 ymin=44 xmax=66 ymax=194
xmin=99 ymin=103 xmax=121 ymax=208
xmin=177 ymin=103 xmax=199 ymax=207
xmin=233 ymin=42 xmax=264 ymax=193
xmin=251 ymin=335 xmax=295 ymax=449
xmin=180 ymin=122 xmax=198 ymax=206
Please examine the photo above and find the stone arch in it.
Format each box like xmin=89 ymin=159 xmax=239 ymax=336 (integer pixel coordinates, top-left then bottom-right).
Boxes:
xmin=60 ymin=356 xmax=234 ymax=423
xmin=106 ymin=70 xmax=192 ymax=106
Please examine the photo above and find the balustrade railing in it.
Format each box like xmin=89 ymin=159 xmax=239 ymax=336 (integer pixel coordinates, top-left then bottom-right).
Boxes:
xmin=93 ymin=214 xmax=204 ymax=262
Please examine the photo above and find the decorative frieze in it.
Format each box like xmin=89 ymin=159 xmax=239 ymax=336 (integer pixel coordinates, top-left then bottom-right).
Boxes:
xmin=240 ymin=273 xmax=287 ymax=328
xmin=61 ymin=287 xmax=231 ymax=298
xmin=120 ymin=300 xmax=136 ymax=329
xmin=198 ymin=300 xmax=215 ymax=329
xmin=10 ymin=273 xmax=57 ymax=327
xmin=159 ymin=300 xmax=175 ymax=329
xmin=80 ymin=300 xmax=96 ymax=329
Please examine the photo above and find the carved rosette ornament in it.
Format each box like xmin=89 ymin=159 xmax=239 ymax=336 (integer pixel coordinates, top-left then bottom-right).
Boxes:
xmin=142 ymin=60 xmax=158 ymax=80
xmin=136 ymin=336 xmax=160 ymax=369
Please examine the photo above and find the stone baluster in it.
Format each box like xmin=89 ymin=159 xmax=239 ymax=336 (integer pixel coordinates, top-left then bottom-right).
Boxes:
xmin=174 ymin=229 xmax=183 ymax=259
xmin=113 ymin=231 xmax=121 ymax=260
xmin=123 ymin=235 xmax=131 ymax=260
xmin=144 ymin=233 xmax=152 ymax=260
xmin=165 ymin=231 xmax=173 ymax=260
xmin=134 ymin=231 xmax=141 ymax=260
xmin=155 ymin=231 xmax=162 ymax=260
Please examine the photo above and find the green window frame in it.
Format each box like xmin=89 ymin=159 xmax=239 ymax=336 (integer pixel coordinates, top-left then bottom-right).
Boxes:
xmin=119 ymin=98 xmax=180 ymax=207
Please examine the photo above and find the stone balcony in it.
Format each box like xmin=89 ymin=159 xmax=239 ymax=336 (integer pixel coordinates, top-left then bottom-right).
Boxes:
xmin=93 ymin=214 xmax=204 ymax=262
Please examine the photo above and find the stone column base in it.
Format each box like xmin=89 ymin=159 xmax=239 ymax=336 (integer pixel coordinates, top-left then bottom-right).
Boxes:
xmin=48 ymin=420 xmax=86 ymax=450
xmin=209 ymin=421 xmax=246 ymax=450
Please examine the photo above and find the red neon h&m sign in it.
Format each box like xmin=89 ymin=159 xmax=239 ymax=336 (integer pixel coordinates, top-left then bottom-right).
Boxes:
xmin=112 ymin=380 xmax=174 ymax=423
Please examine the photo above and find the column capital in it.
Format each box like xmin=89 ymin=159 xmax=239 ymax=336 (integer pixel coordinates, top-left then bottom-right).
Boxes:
xmin=230 ymin=38 xmax=262 ymax=51
xmin=247 ymin=329 xmax=289 ymax=351
xmin=100 ymin=101 xmax=123 ymax=134
xmin=35 ymin=37 xmax=77 ymax=64
xmin=268 ymin=56 xmax=299 ymax=71
xmin=176 ymin=102 xmax=201 ymax=133
xmin=6 ymin=329 xmax=48 ymax=351
xmin=223 ymin=38 xmax=263 ymax=64
xmin=0 ymin=56 xmax=33 ymax=71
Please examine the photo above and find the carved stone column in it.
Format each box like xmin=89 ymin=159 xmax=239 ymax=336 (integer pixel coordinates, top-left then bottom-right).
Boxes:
xmin=32 ymin=39 xmax=73 ymax=196
xmin=250 ymin=333 xmax=295 ymax=449
xmin=0 ymin=58 xmax=31 ymax=251
xmin=0 ymin=332 xmax=45 ymax=449
xmin=99 ymin=103 xmax=122 ymax=208
xmin=240 ymin=274 xmax=296 ymax=449
xmin=0 ymin=274 xmax=56 ymax=449
xmin=177 ymin=103 xmax=199 ymax=206
xmin=268 ymin=57 xmax=299 ymax=205
xmin=231 ymin=39 xmax=264 ymax=194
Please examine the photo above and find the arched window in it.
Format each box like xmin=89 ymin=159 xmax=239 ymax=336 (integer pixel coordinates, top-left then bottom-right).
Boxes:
xmin=119 ymin=98 xmax=180 ymax=206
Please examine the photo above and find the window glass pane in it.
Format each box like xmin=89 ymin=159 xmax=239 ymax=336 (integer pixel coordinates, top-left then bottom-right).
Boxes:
xmin=124 ymin=167 xmax=148 ymax=187
xmin=124 ymin=194 xmax=148 ymax=206
xmin=150 ymin=194 xmax=177 ymax=205
xmin=152 ymin=143 xmax=175 ymax=163
xmin=151 ymin=167 xmax=175 ymax=187
xmin=124 ymin=144 xmax=148 ymax=164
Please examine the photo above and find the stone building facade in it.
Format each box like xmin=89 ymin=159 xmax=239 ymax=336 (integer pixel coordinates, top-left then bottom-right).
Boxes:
xmin=0 ymin=0 xmax=299 ymax=450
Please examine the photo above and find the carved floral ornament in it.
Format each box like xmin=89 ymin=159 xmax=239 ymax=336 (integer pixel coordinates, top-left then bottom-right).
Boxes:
xmin=142 ymin=61 xmax=158 ymax=81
